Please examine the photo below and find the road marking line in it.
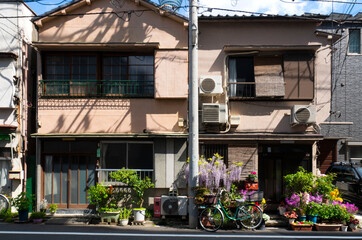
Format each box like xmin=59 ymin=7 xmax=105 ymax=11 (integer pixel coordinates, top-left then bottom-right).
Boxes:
xmin=0 ymin=231 xmax=361 ymax=239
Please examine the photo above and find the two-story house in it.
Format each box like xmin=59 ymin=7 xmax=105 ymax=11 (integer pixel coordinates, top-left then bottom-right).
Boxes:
xmin=317 ymin=13 xmax=362 ymax=168
xmin=31 ymin=0 xmax=188 ymax=209
xmin=0 ymin=0 xmax=36 ymax=197
xmin=197 ymin=14 xmax=332 ymax=203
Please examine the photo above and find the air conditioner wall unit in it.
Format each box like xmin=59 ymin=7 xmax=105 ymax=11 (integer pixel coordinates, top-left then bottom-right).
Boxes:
xmin=290 ymin=105 xmax=316 ymax=125
xmin=199 ymin=75 xmax=223 ymax=95
xmin=202 ymin=103 xmax=228 ymax=124
xmin=161 ymin=195 xmax=188 ymax=216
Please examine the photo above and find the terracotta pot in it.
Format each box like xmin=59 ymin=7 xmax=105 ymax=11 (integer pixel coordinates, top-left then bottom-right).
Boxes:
xmin=315 ymin=223 xmax=342 ymax=231
xmin=290 ymin=224 xmax=313 ymax=231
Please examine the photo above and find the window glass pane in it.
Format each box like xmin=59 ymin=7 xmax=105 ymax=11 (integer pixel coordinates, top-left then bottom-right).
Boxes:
xmin=61 ymin=156 xmax=68 ymax=204
xmin=53 ymin=157 xmax=61 ymax=203
xmin=349 ymin=29 xmax=361 ymax=54
xmin=87 ymin=157 xmax=96 ymax=203
xmin=44 ymin=141 xmax=69 ymax=153
xmin=0 ymin=160 xmax=11 ymax=194
xmin=128 ymin=143 xmax=153 ymax=169
xmin=44 ymin=156 xmax=53 ymax=203
xmin=129 ymin=56 xmax=153 ymax=65
xmin=350 ymin=146 xmax=362 ymax=159
xmin=103 ymin=143 xmax=127 ymax=169
xmin=79 ymin=157 xmax=87 ymax=204
xmin=71 ymin=157 xmax=78 ymax=204
xmin=228 ymin=57 xmax=255 ymax=97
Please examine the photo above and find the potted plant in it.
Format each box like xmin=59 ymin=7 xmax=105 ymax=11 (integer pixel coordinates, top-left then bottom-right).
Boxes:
xmin=39 ymin=199 xmax=48 ymax=213
xmin=109 ymin=168 xmax=154 ymax=222
xmin=306 ymin=201 xmax=320 ymax=223
xmin=13 ymin=192 xmax=33 ymax=222
xmin=290 ymin=221 xmax=314 ymax=231
xmin=48 ymin=203 xmax=57 ymax=214
xmin=30 ymin=211 xmax=46 ymax=223
xmin=248 ymin=171 xmax=258 ymax=182
xmin=118 ymin=207 xmax=132 ymax=226
xmin=348 ymin=216 xmax=360 ymax=231
xmin=284 ymin=210 xmax=298 ymax=224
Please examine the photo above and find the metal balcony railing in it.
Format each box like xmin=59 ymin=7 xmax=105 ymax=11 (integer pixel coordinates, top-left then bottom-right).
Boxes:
xmin=96 ymin=169 xmax=154 ymax=186
xmin=39 ymin=79 xmax=154 ymax=98
xmin=228 ymin=82 xmax=256 ymax=98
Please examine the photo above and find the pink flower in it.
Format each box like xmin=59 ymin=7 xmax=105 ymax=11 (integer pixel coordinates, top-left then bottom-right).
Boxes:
xmin=251 ymin=171 xmax=256 ymax=175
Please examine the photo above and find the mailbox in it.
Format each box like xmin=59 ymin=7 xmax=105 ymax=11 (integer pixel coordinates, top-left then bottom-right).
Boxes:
xmin=8 ymin=170 xmax=24 ymax=180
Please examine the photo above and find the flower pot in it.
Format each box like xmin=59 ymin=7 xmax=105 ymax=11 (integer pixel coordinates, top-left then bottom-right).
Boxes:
xmin=341 ymin=225 xmax=348 ymax=232
xmin=100 ymin=211 xmax=120 ymax=223
xmin=349 ymin=223 xmax=358 ymax=231
xmin=204 ymin=195 xmax=218 ymax=205
xmin=315 ymin=223 xmax=342 ymax=231
xmin=33 ymin=218 xmax=43 ymax=224
xmin=307 ymin=215 xmax=318 ymax=223
xmin=290 ymin=223 xmax=313 ymax=231
xmin=119 ymin=219 xmax=129 ymax=226
xmin=289 ymin=219 xmax=296 ymax=224
xmin=18 ymin=209 xmax=29 ymax=222
xmin=133 ymin=208 xmax=146 ymax=222
xmin=297 ymin=215 xmax=306 ymax=222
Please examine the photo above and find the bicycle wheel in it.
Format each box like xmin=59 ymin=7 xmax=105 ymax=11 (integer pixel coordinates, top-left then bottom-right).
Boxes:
xmin=0 ymin=194 xmax=10 ymax=213
xmin=199 ymin=206 xmax=224 ymax=232
xmin=237 ymin=204 xmax=263 ymax=229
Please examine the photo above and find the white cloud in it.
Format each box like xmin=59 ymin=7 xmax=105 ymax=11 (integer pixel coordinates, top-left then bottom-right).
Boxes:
xmin=197 ymin=0 xmax=324 ymax=16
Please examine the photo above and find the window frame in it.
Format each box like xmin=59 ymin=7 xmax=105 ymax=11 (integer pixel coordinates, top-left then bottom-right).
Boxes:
xmin=348 ymin=28 xmax=361 ymax=55
xmin=100 ymin=141 xmax=154 ymax=171
xmin=41 ymin=52 xmax=155 ymax=98
xmin=227 ymin=52 xmax=315 ymax=100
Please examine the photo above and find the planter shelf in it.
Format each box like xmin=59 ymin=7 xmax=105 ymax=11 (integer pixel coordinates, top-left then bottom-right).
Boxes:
xmin=290 ymin=223 xmax=313 ymax=231
xmin=315 ymin=223 xmax=342 ymax=231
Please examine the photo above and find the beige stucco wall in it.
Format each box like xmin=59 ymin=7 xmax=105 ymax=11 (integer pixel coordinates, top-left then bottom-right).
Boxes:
xmin=198 ymin=20 xmax=331 ymax=134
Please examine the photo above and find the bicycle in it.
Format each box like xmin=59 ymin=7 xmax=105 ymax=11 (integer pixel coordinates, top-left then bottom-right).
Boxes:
xmin=0 ymin=194 xmax=10 ymax=213
xmin=199 ymin=190 xmax=263 ymax=232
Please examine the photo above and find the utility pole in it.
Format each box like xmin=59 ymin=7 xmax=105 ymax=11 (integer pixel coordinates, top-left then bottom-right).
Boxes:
xmin=188 ymin=0 xmax=199 ymax=229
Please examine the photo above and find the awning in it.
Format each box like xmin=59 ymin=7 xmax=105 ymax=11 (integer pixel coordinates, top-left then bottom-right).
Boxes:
xmin=223 ymin=45 xmax=321 ymax=53
xmin=199 ymin=133 xmax=323 ymax=141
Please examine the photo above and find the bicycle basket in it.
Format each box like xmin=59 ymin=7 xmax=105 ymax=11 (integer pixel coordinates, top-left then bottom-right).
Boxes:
xmin=203 ymin=194 xmax=218 ymax=205
xmin=246 ymin=191 xmax=264 ymax=202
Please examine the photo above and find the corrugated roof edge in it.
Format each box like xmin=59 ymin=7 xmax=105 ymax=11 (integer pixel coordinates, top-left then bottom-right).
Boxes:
xmin=199 ymin=13 xmax=328 ymax=21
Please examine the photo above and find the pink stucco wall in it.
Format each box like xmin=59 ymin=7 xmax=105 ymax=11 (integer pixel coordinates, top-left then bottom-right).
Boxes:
xmin=36 ymin=0 xmax=188 ymax=134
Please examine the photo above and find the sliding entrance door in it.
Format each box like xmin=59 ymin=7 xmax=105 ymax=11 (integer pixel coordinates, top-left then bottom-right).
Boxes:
xmin=43 ymin=154 xmax=96 ymax=208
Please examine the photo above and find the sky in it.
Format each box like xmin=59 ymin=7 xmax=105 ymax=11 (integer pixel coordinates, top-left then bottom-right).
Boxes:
xmin=25 ymin=0 xmax=362 ymax=17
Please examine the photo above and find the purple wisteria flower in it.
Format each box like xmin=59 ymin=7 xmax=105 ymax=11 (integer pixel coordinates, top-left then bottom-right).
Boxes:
xmin=309 ymin=193 xmax=323 ymax=204
xmin=285 ymin=193 xmax=300 ymax=209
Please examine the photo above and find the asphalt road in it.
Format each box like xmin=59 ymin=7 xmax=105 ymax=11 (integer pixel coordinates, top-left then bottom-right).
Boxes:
xmin=0 ymin=223 xmax=362 ymax=240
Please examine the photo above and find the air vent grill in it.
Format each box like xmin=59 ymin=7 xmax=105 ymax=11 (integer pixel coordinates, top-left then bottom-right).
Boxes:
xmin=290 ymin=105 xmax=316 ymax=125
xmin=295 ymin=108 xmax=311 ymax=123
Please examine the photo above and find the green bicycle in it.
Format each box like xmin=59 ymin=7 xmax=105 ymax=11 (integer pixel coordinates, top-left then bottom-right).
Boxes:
xmin=199 ymin=190 xmax=263 ymax=232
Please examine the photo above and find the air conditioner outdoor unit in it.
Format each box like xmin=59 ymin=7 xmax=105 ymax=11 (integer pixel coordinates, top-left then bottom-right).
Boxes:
xmin=199 ymin=75 xmax=223 ymax=95
xmin=290 ymin=105 xmax=316 ymax=125
xmin=161 ymin=196 xmax=188 ymax=216
xmin=202 ymin=103 xmax=228 ymax=124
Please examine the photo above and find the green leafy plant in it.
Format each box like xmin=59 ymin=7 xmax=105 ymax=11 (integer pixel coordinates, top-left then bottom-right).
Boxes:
xmin=314 ymin=173 xmax=336 ymax=199
xmin=13 ymin=192 xmax=33 ymax=211
xmin=0 ymin=208 xmax=13 ymax=222
xmin=145 ymin=208 xmax=153 ymax=219
xmin=306 ymin=201 xmax=321 ymax=216
xmin=109 ymin=168 xmax=154 ymax=208
xmin=48 ymin=203 xmax=57 ymax=214
xmin=284 ymin=167 xmax=314 ymax=195
xmin=119 ymin=207 xmax=132 ymax=220
xmin=30 ymin=211 xmax=46 ymax=219
xmin=88 ymin=184 xmax=115 ymax=211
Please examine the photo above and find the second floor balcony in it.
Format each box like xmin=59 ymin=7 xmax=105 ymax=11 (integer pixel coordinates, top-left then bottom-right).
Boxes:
xmin=39 ymin=79 xmax=154 ymax=98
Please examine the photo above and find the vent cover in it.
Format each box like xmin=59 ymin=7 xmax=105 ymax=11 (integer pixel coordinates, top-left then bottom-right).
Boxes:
xmin=199 ymin=76 xmax=223 ymax=95
xmin=291 ymin=105 xmax=316 ymax=125
xmin=202 ymin=103 xmax=228 ymax=124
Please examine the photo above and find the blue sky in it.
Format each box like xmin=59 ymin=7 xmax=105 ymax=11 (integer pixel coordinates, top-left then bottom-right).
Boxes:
xmin=26 ymin=0 xmax=362 ymax=16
